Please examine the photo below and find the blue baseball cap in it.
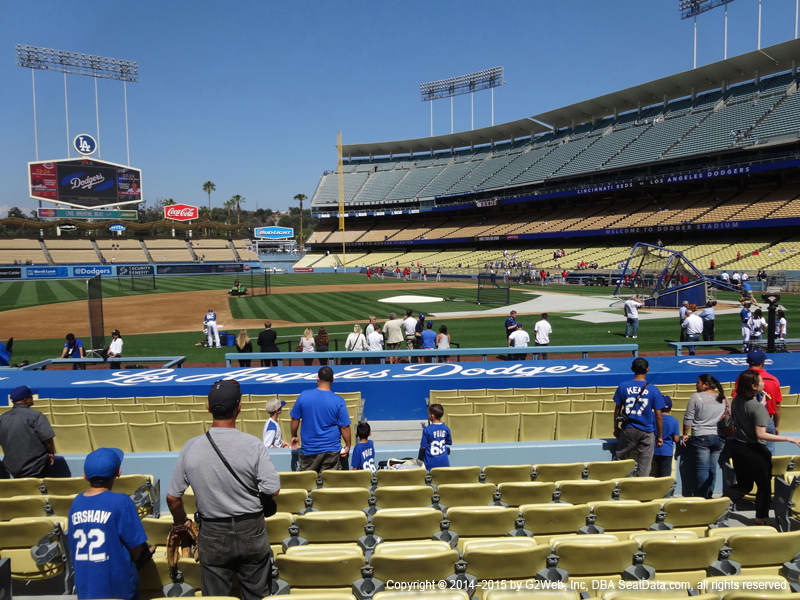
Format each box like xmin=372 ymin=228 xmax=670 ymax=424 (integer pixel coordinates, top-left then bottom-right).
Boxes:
xmin=662 ymin=395 xmax=673 ymax=411
xmin=10 ymin=385 xmax=34 ymax=403
xmin=84 ymin=447 xmax=124 ymax=480
xmin=747 ymin=349 xmax=767 ymax=366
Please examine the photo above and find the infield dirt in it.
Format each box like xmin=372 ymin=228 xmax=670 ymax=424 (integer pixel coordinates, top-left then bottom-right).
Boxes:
xmin=4 ymin=281 xmax=475 ymax=340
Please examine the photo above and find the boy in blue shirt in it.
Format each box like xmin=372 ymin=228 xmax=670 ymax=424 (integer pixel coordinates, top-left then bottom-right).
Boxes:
xmin=419 ymin=403 xmax=452 ymax=471
xmin=651 ymin=396 xmax=680 ymax=477
xmin=351 ymin=422 xmax=376 ymax=472
xmin=68 ymin=448 xmax=153 ymax=600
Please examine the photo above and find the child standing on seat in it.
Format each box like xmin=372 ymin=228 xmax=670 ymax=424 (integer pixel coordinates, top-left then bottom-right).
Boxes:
xmin=262 ymin=399 xmax=289 ymax=449
xmin=351 ymin=422 xmax=376 ymax=472
xmin=651 ymin=396 xmax=680 ymax=477
xmin=419 ymin=403 xmax=452 ymax=471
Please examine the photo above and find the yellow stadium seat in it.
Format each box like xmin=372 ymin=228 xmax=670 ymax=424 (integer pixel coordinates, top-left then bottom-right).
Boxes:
xmin=0 ymin=478 xmax=44 ymax=497
xmin=50 ymin=412 xmax=86 ymax=425
xmin=446 ymin=506 xmax=520 ymax=539
xmin=614 ymin=476 xmax=675 ymax=501
xmin=0 ymin=517 xmax=72 ymax=591
xmin=85 ymin=411 xmax=121 ymax=425
xmin=120 ymin=410 xmax=157 ymax=424
xmin=430 ymin=466 xmax=481 ymax=485
xmin=639 ymin=535 xmax=725 ymax=588
xmin=128 ymin=422 xmax=170 ymax=452
xmin=590 ymin=500 xmax=662 ymax=532
xmin=661 ymin=497 xmax=730 ymax=528
xmin=591 ymin=411 xmax=616 ymax=438
xmin=308 ymin=487 xmax=370 ymax=511
xmin=555 ymin=411 xmax=593 ymax=440
xmin=51 ymin=424 xmax=92 ymax=454
xmin=483 ymin=413 xmax=520 ymax=442
xmin=534 ymin=462 xmax=586 ymax=482
xmin=520 ymin=412 xmax=556 ymax=441
xmin=0 ymin=495 xmax=49 ymax=520
xmin=497 ymin=482 xmax=555 ymax=507
xmin=483 ymin=464 xmax=533 ymax=484
xmin=556 ymin=479 xmax=616 ymax=504
xmin=279 ymin=471 xmax=318 ymax=491
xmin=321 ymin=469 xmax=373 ymax=488
xmin=274 ymin=488 xmax=307 ymax=514
xmin=166 ymin=421 xmax=205 ymax=451
xmin=239 ymin=419 xmax=264 ymax=438
xmin=371 ymin=507 xmax=443 ymax=542
xmin=440 ymin=401 xmax=472 ymax=415
xmin=41 ymin=477 xmax=86 ymax=496
xmin=727 ymin=530 xmax=800 ymax=576
xmin=506 ymin=401 xmax=539 ymax=414
xmin=462 ymin=537 xmax=549 ymax=583
xmin=374 ymin=485 xmax=433 ymax=509
xmin=436 ymin=483 xmax=495 ymax=508
xmin=275 ymin=544 xmax=363 ymax=591
xmin=447 ymin=413 xmax=482 ymax=443
xmin=371 ymin=540 xmax=459 ymax=585
xmin=289 ymin=509 xmax=367 ymax=545
xmin=585 ymin=460 xmax=635 ymax=480
xmin=89 ymin=423 xmax=133 ymax=453
xmin=375 ymin=468 xmax=427 ymax=487
xmin=44 ymin=495 xmax=77 ymax=517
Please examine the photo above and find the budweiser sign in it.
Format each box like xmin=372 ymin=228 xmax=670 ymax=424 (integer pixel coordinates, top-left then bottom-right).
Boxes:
xmin=164 ymin=204 xmax=198 ymax=221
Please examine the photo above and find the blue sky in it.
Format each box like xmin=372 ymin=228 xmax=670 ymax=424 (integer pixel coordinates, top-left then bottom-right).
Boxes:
xmin=0 ymin=1 xmax=797 ymax=215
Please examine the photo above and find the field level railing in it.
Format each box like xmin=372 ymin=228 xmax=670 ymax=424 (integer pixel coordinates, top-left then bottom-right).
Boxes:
xmin=225 ymin=344 xmax=638 ymax=367
xmin=668 ymin=339 xmax=800 ymax=356
xmin=20 ymin=356 xmax=187 ymax=370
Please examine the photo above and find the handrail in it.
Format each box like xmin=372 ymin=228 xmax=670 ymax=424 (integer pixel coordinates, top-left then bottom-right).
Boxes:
xmin=667 ymin=339 xmax=799 ymax=356
xmin=20 ymin=356 xmax=187 ymax=371
xmin=224 ymin=344 xmax=638 ymax=367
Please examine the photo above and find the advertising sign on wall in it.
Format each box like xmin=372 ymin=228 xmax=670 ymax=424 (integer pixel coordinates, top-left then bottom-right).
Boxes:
xmin=157 ymin=263 xmax=243 ymax=275
xmin=254 ymin=226 xmax=294 ymax=239
xmin=117 ymin=265 xmax=154 ymax=277
xmin=73 ymin=266 xmax=113 ymax=277
xmin=0 ymin=268 xmax=22 ymax=279
xmin=163 ymin=204 xmax=198 ymax=222
xmin=25 ymin=267 xmax=69 ymax=279
xmin=29 ymin=158 xmax=142 ymax=209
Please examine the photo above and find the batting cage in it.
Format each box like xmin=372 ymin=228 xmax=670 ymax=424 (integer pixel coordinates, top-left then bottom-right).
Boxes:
xmin=87 ymin=275 xmax=105 ymax=356
xmin=477 ymin=272 xmax=510 ymax=305
xmin=614 ymin=242 xmax=708 ymax=308
xmin=117 ymin=265 xmax=156 ymax=292
xmin=226 ymin=270 xmax=270 ymax=296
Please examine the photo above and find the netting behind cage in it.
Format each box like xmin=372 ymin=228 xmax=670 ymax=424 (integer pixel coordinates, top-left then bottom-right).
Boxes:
xmin=615 ymin=244 xmax=696 ymax=298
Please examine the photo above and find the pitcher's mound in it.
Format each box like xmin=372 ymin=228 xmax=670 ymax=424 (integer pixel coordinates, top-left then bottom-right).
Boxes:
xmin=378 ymin=295 xmax=444 ymax=304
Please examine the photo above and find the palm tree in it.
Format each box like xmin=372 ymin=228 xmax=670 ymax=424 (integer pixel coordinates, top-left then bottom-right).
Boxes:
xmin=294 ymin=193 xmax=307 ymax=251
xmin=232 ymin=195 xmax=245 ymax=225
xmin=224 ymin=198 xmax=236 ymax=224
xmin=161 ymin=198 xmax=176 ymax=207
xmin=202 ymin=181 xmax=216 ymax=214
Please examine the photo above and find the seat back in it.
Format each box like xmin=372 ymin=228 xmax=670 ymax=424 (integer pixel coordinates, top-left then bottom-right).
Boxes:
xmin=372 ymin=507 xmax=443 ymax=541
xmin=520 ymin=412 xmax=556 ymax=441
xmin=51 ymin=424 xmax=92 ymax=453
xmin=374 ymin=485 xmax=433 ymax=509
xmin=534 ymin=463 xmax=586 ymax=482
xmin=309 ymin=487 xmax=370 ymax=511
xmin=293 ymin=510 xmax=367 ymax=543
xmin=555 ymin=539 xmax=638 ymax=576
xmin=279 ymin=471 xmax=318 ymax=491
xmin=555 ymin=411 xmax=593 ymax=440
xmin=375 ymin=468 xmax=427 ymax=487
xmin=497 ymin=482 xmax=555 ymax=507
xmin=556 ymin=480 xmax=615 ymax=504
xmin=321 ymin=470 xmax=373 ymax=489
xmin=436 ymin=483 xmax=495 ymax=508
xmin=591 ymin=500 xmax=662 ymax=531
xmin=447 ymin=413 xmax=483 ymax=443
xmin=430 ymin=466 xmax=481 ymax=485
xmin=89 ymin=423 xmax=133 ymax=452
xmin=128 ymin=422 xmax=170 ymax=452
xmin=519 ymin=503 xmax=588 ymax=535
xmin=483 ymin=413 xmax=520 ymax=442
xmin=446 ymin=506 xmax=519 ymax=537
xmin=483 ymin=465 xmax=533 ymax=485
xmin=614 ymin=476 xmax=675 ymax=501
xmin=641 ymin=536 xmax=725 ymax=571
xmin=371 ymin=540 xmax=459 ymax=583
xmin=166 ymin=421 xmax=205 ymax=451
xmin=585 ymin=460 xmax=635 ymax=480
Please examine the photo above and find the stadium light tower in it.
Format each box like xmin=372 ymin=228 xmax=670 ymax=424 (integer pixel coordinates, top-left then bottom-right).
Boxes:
xmin=16 ymin=44 xmax=139 ymax=164
xmin=420 ymin=66 xmax=504 ymax=136
xmin=679 ymin=0 xmax=736 ymax=67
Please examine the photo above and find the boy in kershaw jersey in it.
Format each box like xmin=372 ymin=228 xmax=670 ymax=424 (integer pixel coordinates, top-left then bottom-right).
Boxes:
xmin=419 ymin=403 xmax=452 ymax=471
xmin=68 ymin=448 xmax=152 ymax=600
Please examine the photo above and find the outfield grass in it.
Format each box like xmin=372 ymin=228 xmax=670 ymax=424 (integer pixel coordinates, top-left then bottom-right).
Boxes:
xmin=229 ymin=288 xmax=534 ymax=321
xmin=0 ymin=272 xmax=436 ymax=312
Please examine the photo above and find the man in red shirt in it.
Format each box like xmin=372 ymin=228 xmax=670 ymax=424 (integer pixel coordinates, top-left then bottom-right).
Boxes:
xmin=733 ymin=349 xmax=782 ymax=452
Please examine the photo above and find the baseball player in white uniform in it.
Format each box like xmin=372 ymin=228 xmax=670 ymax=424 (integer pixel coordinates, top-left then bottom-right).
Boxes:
xmin=204 ymin=308 xmax=221 ymax=348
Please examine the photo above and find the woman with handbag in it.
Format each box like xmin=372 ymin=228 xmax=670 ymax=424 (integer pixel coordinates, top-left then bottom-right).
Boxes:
xmin=681 ymin=374 xmax=726 ymax=498
xmin=298 ymin=328 xmax=315 ymax=366
xmin=726 ymin=369 xmax=800 ymax=524
xmin=344 ymin=324 xmax=367 ymax=365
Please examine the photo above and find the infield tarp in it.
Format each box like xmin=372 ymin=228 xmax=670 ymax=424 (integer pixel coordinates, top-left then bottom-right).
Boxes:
xmin=2 ymin=354 xmax=797 ymax=420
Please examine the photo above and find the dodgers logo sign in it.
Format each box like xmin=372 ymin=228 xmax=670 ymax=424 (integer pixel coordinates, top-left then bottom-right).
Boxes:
xmin=73 ymin=134 xmax=97 ymax=156
xmin=108 ymin=224 xmax=126 ymax=232
xmin=254 ymin=226 xmax=294 ymax=240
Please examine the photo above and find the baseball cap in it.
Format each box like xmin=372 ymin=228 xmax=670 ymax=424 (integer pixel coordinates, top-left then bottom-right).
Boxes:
xmin=662 ymin=395 xmax=673 ymax=411
xmin=419 ymin=313 xmax=425 ymax=319
xmin=746 ymin=349 xmax=767 ymax=365
xmin=10 ymin=385 xmax=34 ymax=403
xmin=84 ymin=447 xmax=124 ymax=480
xmin=208 ymin=379 xmax=241 ymax=416
xmin=111 ymin=329 xmax=121 ymax=336
xmin=265 ymin=398 xmax=286 ymax=413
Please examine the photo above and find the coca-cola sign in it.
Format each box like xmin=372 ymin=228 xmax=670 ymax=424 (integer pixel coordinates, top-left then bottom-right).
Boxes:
xmin=164 ymin=204 xmax=198 ymax=222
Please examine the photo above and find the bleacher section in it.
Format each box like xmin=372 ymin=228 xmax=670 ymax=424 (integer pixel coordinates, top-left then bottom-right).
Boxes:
xmin=313 ymin=74 xmax=800 ymax=209
xmin=43 ymin=239 xmax=99 ymax=264
xmin=189 ymin=238 xmax=236 ymax=262
xmin=0 ymin=238 xmax=47 ymax=265
xmin=232 ymin=238 xmax=258 ymax=261
xmin=96 ymin=239 xmax=148 ymax=263
xmin=143 ymin=239 xmax=193 ymax=262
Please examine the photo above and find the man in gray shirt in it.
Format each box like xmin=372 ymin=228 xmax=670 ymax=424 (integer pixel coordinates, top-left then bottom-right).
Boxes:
xmin=0 ymin=385 xmax=55 ymax=477
xmin=167 ymin=380 xmax=280 ymax=600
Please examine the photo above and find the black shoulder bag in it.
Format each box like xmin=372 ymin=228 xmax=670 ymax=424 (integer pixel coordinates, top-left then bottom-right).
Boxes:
xmin=205 ymin=431 xmax=277 ymax=517
xmin=616 ymin=381 xmax=649 ymax=432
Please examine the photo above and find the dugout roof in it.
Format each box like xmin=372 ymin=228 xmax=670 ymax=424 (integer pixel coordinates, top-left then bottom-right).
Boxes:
xmin=342 ymin=38 xmax=800 ymax=158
